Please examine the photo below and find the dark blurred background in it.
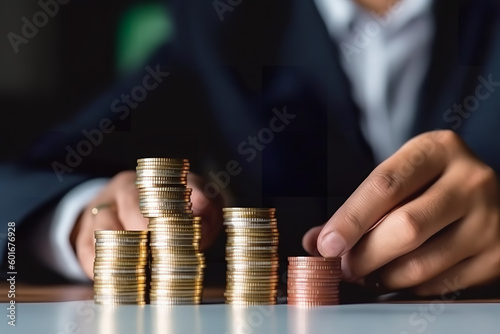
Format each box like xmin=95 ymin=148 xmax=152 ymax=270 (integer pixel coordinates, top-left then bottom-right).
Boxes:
xmin=0 ymin=0 xmax=173 ymax=161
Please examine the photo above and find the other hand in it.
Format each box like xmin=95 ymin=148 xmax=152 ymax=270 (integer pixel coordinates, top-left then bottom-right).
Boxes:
xmin=72 ymin=171 xmax=223 ymax=279
xmin=303 ymin=130 xmax=500 ymax=296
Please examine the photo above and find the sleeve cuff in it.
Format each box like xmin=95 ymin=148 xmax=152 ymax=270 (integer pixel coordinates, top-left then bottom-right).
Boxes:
xmin=42 ymin=178 xmax=109 ymax=282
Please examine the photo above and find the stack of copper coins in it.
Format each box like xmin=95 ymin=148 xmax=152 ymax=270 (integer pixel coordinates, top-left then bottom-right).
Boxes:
xmin=287 ymin=257 xmax=342 ymax=306
xmin=93 ymin=230 xmax=149 ymax=305
xmin=224 ymin=207 xmax=279 ymax=305
xmin=136 ymin=158 xmax=205 ymax=305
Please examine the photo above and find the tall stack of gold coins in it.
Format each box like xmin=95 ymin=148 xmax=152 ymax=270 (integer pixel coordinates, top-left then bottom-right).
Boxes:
xmin=287 ymin=257 xmax=342 ymax=306
xmin=93 ymin=230 xmax=149 ymax=305
xmin=223 ymin=207 xmax=279 ymax=305
xmin=136 ymin=158 xmax=205 ymax=305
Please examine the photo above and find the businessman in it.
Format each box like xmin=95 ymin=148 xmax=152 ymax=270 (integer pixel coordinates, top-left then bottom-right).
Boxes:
xmin=1 ymin=0 xmax=500 ymax=297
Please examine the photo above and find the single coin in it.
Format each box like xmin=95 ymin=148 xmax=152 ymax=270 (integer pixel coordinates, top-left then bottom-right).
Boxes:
xmin=94 ymin=283 xmax=147 ymax=290
xmin=136 ymin=176 xmax=188 ymax=182
xmin=95 ymin=230 xmax=149 ymax=236
xmin=148 ymin=226 xmax=201 ymax=232
xmin=142 ymin=211 xmax=194 ymax=218
xmin=223 ymin=207 xmax=275 ymax=213
xmin=287 ymin=281 xmax=341 ymax=288
xmin=136 ymin=170 xmax=189 ymax=177
xmin=287 ymin=268 xmax=341 ymax=274
xmin=287 ymin=297 xmax=340 ymax=304
xmin=150 ymin=253 xmax=204 ymax=259
xmin=287 ymin=265 xmax=340 ymax=271
xmin=137 ymin=157 xmax=189 ymax=164
xmin=287 ymin=300 xmax=339 ymax=306
xmin=140 ymin=203 xmax=192 ymax=210
xmin=227 ymin=261 xmax=279 ymax=267
xmin=224 ymin=220 xmax=278 ymax=226
xmin=224 ymin=287 xmax=278 ymax=294
xmin=151 ymin=253 xmax=200 ymax=258
xmin=225 ymin=253 xmax=280 ymax=259
xmin=225 ymin=274 xmax=280 ymax=280
xmin=135 ymin=163 xmax=189 ymax=169
xmin=94 ymin=234 xmax=149 ymax=240
xmin=93 ymin=260 xmax=149 ymax=267
xmin=139 ymin=186 xmax=192 ymax=193
xmin=148 ymin=216 xmax=195 ymax=223
xmin=94 ymin=244 xmax=149 ymax=250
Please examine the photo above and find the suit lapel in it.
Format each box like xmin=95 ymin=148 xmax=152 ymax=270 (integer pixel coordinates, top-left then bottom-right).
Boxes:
xmin=270 ymin=0 xmax=375 ymax=197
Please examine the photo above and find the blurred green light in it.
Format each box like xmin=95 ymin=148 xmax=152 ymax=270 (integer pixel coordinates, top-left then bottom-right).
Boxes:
xmin=116 ymin=3 xmax=173 ymax=75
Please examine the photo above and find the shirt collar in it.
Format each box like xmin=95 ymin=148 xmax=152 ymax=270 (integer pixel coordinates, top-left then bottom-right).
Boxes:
xmin=314 ymin=0 xmax=434 ymax=38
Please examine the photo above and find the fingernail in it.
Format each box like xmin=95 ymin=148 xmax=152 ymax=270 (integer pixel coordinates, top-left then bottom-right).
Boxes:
xmin=319 ymin=232 xmax=346 ymax=257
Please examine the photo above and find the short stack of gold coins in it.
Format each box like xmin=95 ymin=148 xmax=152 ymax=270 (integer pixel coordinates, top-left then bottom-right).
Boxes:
xmin=93 ymin=230 xmax=149 ymax=305
xmin=136 ymin=158 xmax=205 ymax=305
xmin=223 ymin=207 xmax=279 ymax=305
xmin=287 ymin=257 xmax=342 ymax=306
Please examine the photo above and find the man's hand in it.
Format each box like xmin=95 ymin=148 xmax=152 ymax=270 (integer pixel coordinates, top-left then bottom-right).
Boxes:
xmin=72 ymin=171 xmax=223 ymax=279
xmin=303 ymin=130 xmax=500 ymax=296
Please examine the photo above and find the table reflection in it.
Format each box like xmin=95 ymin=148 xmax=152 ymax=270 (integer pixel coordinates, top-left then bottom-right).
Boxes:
xmin=150 ymin=304 xmax=202 ymax=333
xmin=227 ymin=305 xmax=277 ymax=334
xmin=287 ymin=306 xmax=310 ymax=334
xmin=95 ymin=304 xmax=145 ymax=334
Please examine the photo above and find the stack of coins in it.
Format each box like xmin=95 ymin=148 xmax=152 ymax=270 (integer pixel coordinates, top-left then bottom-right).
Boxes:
xmin=136 ymin=158 xmax=205 ymax=305
xmin=224 ymin=207 xmax=279 ymax=305
xmin=93 ymin=230 xmax=149 ymax=305
xmin=287 ymin=257 xmax=342 ymax=306
xmin=148 ymin=216 xmax=204 ymax=305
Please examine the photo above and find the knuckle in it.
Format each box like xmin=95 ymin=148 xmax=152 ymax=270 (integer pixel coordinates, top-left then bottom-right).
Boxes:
xmin=117 ymin=197 xmax=139 ymax=218
xmin=342 ymin=208 xmax=365 ymax=234
xmin=402 ymin=257 xmax=427 ymax=285
xmin=113 ymin=170 xmax=136 ymax=184
xmin=123 ymin=189 xmax=140 ymax=207
xmin=393 ymin=209 xmax=423 ymax=249
xmin=115 ymin=181 xmax=140 ymax=206
xmin=369 ymin=171 xmax=403 ymax=199
xmin=471 ymin=165 xmax=498 ymax=196
xmin=435 ymin=129 xmax=460 ymax=147
xmin=433 ymin=130 xmax=469 ymax=158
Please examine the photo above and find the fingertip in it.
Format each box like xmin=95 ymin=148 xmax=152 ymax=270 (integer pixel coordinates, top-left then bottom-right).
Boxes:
xmin=191 ymin=189 xmax=211 ymax=216
xmin=317 ymin=231 xmax=347 ymax=258
xmin=190 ymin=184 xmax=223 ymax=250
xmin=302 ymin=226 xmax=323 ymax=255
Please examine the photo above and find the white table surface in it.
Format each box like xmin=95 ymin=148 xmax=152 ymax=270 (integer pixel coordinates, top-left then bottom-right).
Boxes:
xmin=2 ymin=301 xmax=499 ymax=334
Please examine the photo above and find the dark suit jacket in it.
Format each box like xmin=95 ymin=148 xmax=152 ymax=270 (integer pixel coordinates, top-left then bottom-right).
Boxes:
xmin=2 ymin=0 xmax=500 ymax=281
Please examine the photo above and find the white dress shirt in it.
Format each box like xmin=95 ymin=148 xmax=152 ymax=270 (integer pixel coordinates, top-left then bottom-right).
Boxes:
xmin=314 ymin=0 xmax=435 ymax=162
xmin=34 ymin=179 xmax=109 ymax=282
xmin=41 ymin=0 xmax=436 ymax=280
